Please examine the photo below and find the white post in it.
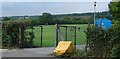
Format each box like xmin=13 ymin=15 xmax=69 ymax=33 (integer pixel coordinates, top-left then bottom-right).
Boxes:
xmin=94 ymin=2 xmax=96 ymax=24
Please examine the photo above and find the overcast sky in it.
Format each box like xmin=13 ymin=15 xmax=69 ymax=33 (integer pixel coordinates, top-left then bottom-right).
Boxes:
xmin=1 ymin=0 xmax=112 ymax=17
xmin=1 ymin=0 xmax=112 ymax=2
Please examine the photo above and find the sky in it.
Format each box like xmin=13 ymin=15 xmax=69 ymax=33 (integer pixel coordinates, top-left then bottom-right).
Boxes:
xmin=1 ymin=0 xmax=112 ymax=2
xmin=1 ymin=0 xmax=112 ymax=17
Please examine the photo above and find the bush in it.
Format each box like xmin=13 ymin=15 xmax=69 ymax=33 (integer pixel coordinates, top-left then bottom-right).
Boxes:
xmin=2 ymin=19 xmax=34 ymax=49
xmin=110 ymin=20 xmax=120 ymax=58
xmin=85 ymin=20 xmax=120 ymax=58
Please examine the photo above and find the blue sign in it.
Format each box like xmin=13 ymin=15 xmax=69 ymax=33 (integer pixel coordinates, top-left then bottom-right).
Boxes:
xmin=94 ymin=18 xmax=111 ymax=30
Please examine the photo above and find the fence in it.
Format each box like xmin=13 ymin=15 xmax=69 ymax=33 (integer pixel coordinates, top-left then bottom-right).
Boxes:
xmin=2 ymin=22 xmax=85 ymax=48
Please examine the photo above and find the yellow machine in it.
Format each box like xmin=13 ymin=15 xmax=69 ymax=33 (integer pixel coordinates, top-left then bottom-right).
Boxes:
xmin=54 ymin=41 xmax=74 ymax=55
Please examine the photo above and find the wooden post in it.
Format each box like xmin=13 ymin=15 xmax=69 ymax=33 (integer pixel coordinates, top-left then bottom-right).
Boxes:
xmin=19 ymin=26 xmax=22 ymax=48
xmin=19 ymin=26 xmax=25 ymax=48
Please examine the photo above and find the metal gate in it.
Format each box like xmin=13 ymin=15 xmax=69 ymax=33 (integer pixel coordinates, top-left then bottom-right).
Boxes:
xmin=56 ymin=24 xmax=77 ymax=49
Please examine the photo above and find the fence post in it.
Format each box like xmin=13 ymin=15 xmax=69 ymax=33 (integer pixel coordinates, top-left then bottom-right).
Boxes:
xmin=74 ymin=27 xmax=76 ymax=49
xmin=65 ymin=27 xmax=67 ymax=41
xmin=55 ymin=24 xmax=59 ymax=47
xmin=19 ymin=26 xmax=22 ymax=48
xmin=31 ymin=26 xmax=34 ymax=48
xmin=40 ymin=26 xmax=43 ymax=47
xmin=19 ymin=26 xmax=25 ymax=48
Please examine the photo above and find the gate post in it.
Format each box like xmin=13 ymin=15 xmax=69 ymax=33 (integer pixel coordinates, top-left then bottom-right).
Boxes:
xmin=55 ymin=24 xmax=59 ymax=47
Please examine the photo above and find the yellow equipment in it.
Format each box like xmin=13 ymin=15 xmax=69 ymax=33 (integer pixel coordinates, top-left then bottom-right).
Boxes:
xmin=54 ymin=41 xmax=74 ymax=55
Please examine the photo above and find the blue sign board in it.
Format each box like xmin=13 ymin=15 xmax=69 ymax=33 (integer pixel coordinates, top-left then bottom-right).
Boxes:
xmin=94 ymin=18 xmax=111 ymax=30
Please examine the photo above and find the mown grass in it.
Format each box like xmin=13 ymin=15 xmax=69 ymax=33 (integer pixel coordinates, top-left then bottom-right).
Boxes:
xmin=33 ymin=24 xmax=87 ymax=47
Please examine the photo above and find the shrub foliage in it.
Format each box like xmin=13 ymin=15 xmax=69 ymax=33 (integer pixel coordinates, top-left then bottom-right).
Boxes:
xmin=85 ymin=20 xmax=120 ymax=58
xmin=2 ymin=20 xmax=34 ymax=48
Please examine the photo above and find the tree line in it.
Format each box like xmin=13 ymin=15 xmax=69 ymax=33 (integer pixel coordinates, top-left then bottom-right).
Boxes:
xmin=2 ymin=11 xmax=113 ymax=26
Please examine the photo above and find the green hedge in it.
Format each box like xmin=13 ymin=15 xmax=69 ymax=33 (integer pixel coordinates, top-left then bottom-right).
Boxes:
xmin=2 ymin=20 xmax=34 ymax=49
xmin=85 ymin=20 xmax=120 ymax=58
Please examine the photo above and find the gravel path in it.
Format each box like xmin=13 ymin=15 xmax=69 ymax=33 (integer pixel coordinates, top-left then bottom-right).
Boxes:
xmin=1 ymin=45 xmax=86 ymax=57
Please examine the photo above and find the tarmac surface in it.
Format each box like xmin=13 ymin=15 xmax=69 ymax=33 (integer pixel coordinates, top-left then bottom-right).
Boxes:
xmin=1 ymin=45 xmax=86 ymax=57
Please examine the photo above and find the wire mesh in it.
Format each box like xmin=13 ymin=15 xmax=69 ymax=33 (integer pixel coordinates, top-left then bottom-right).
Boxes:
xmin=58 ymin=26 xmax=76 ymax=45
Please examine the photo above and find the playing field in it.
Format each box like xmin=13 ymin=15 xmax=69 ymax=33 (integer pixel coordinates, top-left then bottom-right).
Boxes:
xmin=33 ymin=24 xmax=87 ymax=47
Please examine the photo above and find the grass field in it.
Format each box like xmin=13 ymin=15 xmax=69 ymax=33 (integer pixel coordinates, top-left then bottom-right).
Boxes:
xmin=33 ymin=24 xmax=87 ymax=47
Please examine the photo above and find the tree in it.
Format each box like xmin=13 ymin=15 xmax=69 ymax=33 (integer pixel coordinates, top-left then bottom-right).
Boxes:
xmin=2 ymin=17 xmax=11 ymax=21
xmin=41 ymin=12 xmax=54 ymax=25
xmin=109 ymin=1 xmax=120 ymax=19
xmin=109 ymin=0 xmax=120 ymax=58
